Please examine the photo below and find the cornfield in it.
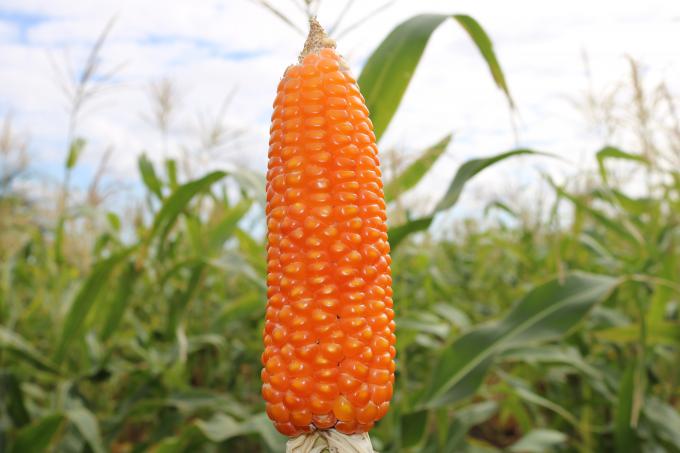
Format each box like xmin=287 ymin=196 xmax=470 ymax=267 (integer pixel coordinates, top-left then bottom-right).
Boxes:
xmin=1 ymin=4 xmax=679 ymax=453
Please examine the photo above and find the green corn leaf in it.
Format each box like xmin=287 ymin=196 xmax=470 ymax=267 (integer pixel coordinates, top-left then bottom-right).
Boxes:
xmin=513 ymin=386 xmax=580 ymax=429
xmin=54 ymin=217 xmax=65 ymax=265
xmin=185 ymin=213 xmax=204 ymax=255
xmin=649 ymin=251 xmax=677 ymax=324
xmin=167 ymin=262 xmax=206 ymax=334
xmin=550 ymin=180 xmax=643 ymax=246
xmin=596 ymin=146 xmax=649 ymax=183
xmin=389 ymin=149 xmax=547 ymax=248
xmin=420 ymin=272 xmax=619 ymax=408
xmin=206 ymin=199 xmax=252 ymax=252
xmin=642 ymin=397 xmax=680 ymax=447
xmin=106 ymin=212 xmax=121 ymax=231
xmin=216 ymin=292 xmax=266 ymax=325
xmin=359 ymin=14 xmax=512 ymax=141
xmin=0 ymin=372 xmax=30 ymax=427
xmin=193 ymin=413 xmax=244 ymax=442
xmin=166 ymin=158 xmax=178 ymax=190
xmin=149 ymin=412 xmax=285 ymax=453
xmin=232 ymin=167 xmax=266 ymax=206
xmin=9 ymin=414 xmax=64 ymax=453
xmin=436 ymin=149 xmax=545 ymax=212
xmin=596 ymin=146 xmax=648 ymax=164
xmin=383 ymin=134 xmax=452 ymax=203
xmin=55 ymin=248 xmax=134 ymax=361
xmin=509 ymin=429 xmax=568 ymax=453
xmin=591 ymin=187 xmax=655 ymax=217
xmin=138 ymin=153 xmax=163 ymax=199
xmin=389 ymin=216 xmax=435 ymax=249
xmin=164 ymin=390 xmax=249 ymax=418
xmin=615 ymin=362 xmax=638 ymax=453
xmin=239 ymin=412 xmax=286 ymax=452
xmin=452 ymin=14 xmax=513 ymax=106
xmin=433 ymin=401 xmax=499 ymax=451
xmin=501 ymin=345 xmax=603 ymax=380
xmin=0 ymin=327 xmax=60 ymax=375
xmin=483 ymin=200 xmax=517 ymax=218
xmin=151 ymin=428 xmax=202 ymax=453
xmin=235 ymin=228 xmax=266 ymax=276
xmin=66 ymin=137 xmax=86 ymax=169
xmin=148 ymin=170 xmax=227 ymax=247
xmin=65 ymin=408 xmax=106 ymax=453
xmin=595 ymin=321 xmax=680 ymax=345
xmin=579 ymin=232 xmax=619 ymax=266
xmin=98 ymin=262 xmax=139 ymax=341
xmin=401 ymin=410 xmax=429 ymax=448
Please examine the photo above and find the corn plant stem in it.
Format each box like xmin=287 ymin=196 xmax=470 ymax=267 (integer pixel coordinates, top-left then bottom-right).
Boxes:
xmin=579 ymin=384 xmax=594 ymax=453
xmin=631 ymin=284 xmax=648 ymax=428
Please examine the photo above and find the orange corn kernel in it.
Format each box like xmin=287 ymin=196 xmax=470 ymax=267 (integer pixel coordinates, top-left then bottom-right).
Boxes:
xmin=262 ymin=19 xmax=394 ymax=437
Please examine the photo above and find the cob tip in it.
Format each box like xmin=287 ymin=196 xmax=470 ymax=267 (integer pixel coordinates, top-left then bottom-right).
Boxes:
xmin=286 ymin=430 xmax=374 ymax=453
xmin=299 ymin=17 xmax=336 ymax=62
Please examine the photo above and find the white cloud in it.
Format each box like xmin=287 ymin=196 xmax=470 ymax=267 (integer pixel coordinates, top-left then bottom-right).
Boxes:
xmin=1 ymin=0 xmax=679 ymax=216
xmin=0 ymin=20 xmax=19 ymax=41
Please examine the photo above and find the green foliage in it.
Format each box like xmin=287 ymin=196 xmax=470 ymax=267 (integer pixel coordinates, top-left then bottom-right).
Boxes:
xmin=139 ymin=153 xmax=164 ymax=199
xmin=66 ymin=138 xmax=86 ymax=170
xmin=389 ymin=149 xmax=549 ymax=248
xmin=614 ymin=362 xmax=638 ymax=453
xmin=383 ymin=134 xmax=452 ymax=203
xmin=358 ymin=14 xmax=513 ymax=141
xmin=9 ymin=415 xmax=64 ymax=453
xmin=420 ymin=273 xmax=619 ymax=409
xmin=1 ymin=9 xmax=679 ymax=453
xmin=55 ymin=248 xmax=134 ymax=361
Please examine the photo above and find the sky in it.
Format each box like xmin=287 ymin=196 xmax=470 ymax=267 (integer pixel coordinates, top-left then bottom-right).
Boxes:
xmin=1 ymin=0 xmax=679 ymax=220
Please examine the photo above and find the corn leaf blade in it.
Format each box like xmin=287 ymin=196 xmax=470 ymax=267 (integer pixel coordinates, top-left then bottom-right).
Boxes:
xmin=0 ymin=372 xmax=30 ymax=427
xmin=551 ymin=180 xmax=642 ymax=245
xmin=508 ymin=429 xmax=568 ymax=452
xmin=452 ymin=14 xmax=513 ymax=106
xmin=55 ymin=248 xmax=133 ymax=361
xmin=388 ymin=216 xmax=433 ymax=249
xmin=138 ymin=154 xmax=164 ymax=199
xmin=435 ymin=149 xmax=544 ymax=212
xmin=596 ymin=146 xmax=649 ymax=183
xmin=0 ymin=327 xmax=60 ymax=375
xmin=98 ymin=261 xmax=139 ymax=341
xmin=642 ymin=398 xmax=680 ymax=447
xmin=614 ymin=362 xmax=638 ymax=453
xmin=148 ymin=170 xmax=227 ymax=247
xmin=401 ymin=410 xmax=429 ymax=448
xmin=359 ymin=14 xmax=512 ymax=141
xmin=206 ymin=199 xmax=252 ymax=252
xmin=420 ymin=272 xmax=619 ymax=408
xmin=9 ymin=414 xmax=64 ymax=453
xmin=65 ymin=137 xmax=86 ymax=169
xmin=388 ymin=149 xmax=546 ymax=248
xmin=384 ymin=134 xmax=452 ymax=203
xmin=65 ymin=408 xmax=106 ymax=453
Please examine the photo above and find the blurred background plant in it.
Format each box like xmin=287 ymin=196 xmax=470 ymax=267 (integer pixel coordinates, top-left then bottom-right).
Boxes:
xmin=0 ymin=1 xmax=679 ymax=452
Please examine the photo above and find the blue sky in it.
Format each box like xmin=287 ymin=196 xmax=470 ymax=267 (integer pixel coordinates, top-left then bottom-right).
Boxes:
xmin=1 ymin=0 xmax=679 ymax=216
xmin=0 ymin=9 xmax=48 ymax=38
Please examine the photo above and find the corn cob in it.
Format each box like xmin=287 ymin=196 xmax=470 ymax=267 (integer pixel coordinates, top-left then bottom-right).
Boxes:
xmin=262 ymin=17 xmax=395 ymax=449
